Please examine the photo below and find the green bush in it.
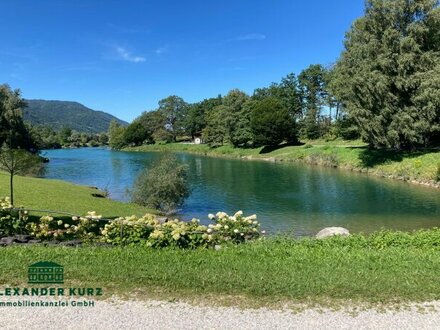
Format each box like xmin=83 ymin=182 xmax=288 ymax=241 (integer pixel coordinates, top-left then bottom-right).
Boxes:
xmin=27 ymin=211 xmax=102 ymax=241
xmin=131 ymin=153 xmax=190 ymax=213
xmin=101 ymin=214 xmax=157 ymax=246
xmin=147 ymin=218 xmax=208 ymax=249
xmin=0 ymin=197 xmax=29 ymax=236
xmin=101 ymin=211 xmax=263 ymax=248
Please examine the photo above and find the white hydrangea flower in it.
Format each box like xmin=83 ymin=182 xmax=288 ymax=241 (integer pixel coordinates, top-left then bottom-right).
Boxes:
xmin=216 ymin=212 xmax=228 ymax=219
xmin=234 ymin=211 xmax=243 ymax=217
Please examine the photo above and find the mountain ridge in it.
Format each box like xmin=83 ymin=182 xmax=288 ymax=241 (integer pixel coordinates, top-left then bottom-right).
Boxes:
xmin=23 ymin=99 xmax=128 ymax=133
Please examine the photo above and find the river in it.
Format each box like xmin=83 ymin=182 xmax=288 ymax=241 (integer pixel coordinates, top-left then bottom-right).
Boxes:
xmin=42 ymin=147 xmax=440 ymax=236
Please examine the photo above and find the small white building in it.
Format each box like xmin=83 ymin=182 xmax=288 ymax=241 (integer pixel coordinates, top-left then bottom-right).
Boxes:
xmin=194 ymin=137 xmax=203 ymax=145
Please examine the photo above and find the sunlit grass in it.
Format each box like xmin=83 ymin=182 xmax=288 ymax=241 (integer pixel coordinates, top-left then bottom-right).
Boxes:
xmin=2 ymin=235 xmax=440 ymax=307
xmin=0 ymin=171 xmax=156 ymax=218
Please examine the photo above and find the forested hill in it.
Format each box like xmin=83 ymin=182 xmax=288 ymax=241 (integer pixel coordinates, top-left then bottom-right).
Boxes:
xmin=23 ymin=99 xmax=128 ymax=133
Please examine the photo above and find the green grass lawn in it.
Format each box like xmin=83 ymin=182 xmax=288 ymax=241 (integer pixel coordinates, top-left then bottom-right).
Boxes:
xmin=2 ymin=235 xmax=440 ymax=308
xmin=126 ymin=140 xmax=440 ymax=185
xmin=0 ymin=172 xmax=156 ymax=218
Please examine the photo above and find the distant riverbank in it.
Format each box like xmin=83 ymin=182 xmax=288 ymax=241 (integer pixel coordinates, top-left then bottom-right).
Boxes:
xmin=125 ymin=141 xmax=440 ymax=189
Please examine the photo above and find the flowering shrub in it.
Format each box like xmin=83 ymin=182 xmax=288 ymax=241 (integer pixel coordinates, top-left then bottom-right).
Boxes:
xmin=0 ymin=197 xmax=29 ymax=236
xmin=205 ymin=211 xmax=262 ymax=244
xmin=100 ymin=214 xmax=157 ymax=245
xmin=146 ymin=218 xmax=208 ymax=248
xmin=0 ymin=196 xmax=264 ymax=249
xmin=101 ymin=211 xmax=263 ymax=248
xmin=27 ymin=211 xmax=102 ymax=241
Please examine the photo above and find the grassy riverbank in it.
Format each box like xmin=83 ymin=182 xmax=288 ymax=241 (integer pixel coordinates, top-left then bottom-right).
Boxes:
xmin=3 ymin=232 xmax=440 ymax=307
xmin=126 ymin=140 xmax=440 ymax=187
xmin=0 ymin=172 xmax=155 ymax=218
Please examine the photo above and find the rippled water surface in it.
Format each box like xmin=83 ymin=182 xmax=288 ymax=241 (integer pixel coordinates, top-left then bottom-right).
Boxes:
xmin=42 ymin=148 xmax=440 ymax=236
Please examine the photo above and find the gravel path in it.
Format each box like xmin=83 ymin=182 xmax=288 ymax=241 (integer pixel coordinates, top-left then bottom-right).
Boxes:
xmin=1 ymin=298 xmax=440 ymax=329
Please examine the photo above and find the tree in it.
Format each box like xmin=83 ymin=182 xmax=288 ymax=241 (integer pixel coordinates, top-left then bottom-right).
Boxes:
xmin=228 ymin=99 xmax=254 ymax=147
xmin=0 ymin=84 xmax=35 ymax=151
xmin=123 ymin=120 xmax=153 ymax=146
xmin=131 ymin=153 xmax=190 ymax=213
xmin=0 ymin=145 xmax=42 ymax=205
xmin=184 ymin=96 xmax=222 ymax=139
xmin=222 ymin=89 xmax=252 ymax=147
xmin=250 ymin=97 xmax=297 ymax=146
xmin=331 ymin=0 xmax=440 ymax=149
xmin=59 ymin=126 xmax=72 ymax=145
xmin=298 ymin=64 xmax=328 ymax=139
xmin=202 ymin=105 xmax=229 ymax=146
xmin=158 ymin=96 xmax=189 ymax=141
xmin=202 ymin=90 xmax=253 ymax=147
xmin=253 ymin=73 xmax=303 ymax=120
xmin=108 ymin=120 xmax=127 ymax=149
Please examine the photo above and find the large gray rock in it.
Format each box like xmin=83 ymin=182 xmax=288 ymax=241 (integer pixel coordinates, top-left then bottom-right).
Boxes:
xmin=316 ymin=227 xmax=350 ymax=239
xmin=14 ymin=234 xmax=31 ymax=243
xmin=0 ymin=237 xmax=17 ymax=246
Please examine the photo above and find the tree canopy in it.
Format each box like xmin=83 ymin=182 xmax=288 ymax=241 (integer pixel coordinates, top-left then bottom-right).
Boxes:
xmin=0 ymin=85 xmax=35 ymax=151
xmin=331 ymin=0 xmax=440 ymax=149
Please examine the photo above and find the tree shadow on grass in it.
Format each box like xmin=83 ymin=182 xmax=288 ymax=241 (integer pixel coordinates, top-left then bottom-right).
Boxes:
xmin=259 ymin=141 xmax=304 ymax=155
xmin=358 ymin=148 xmax=436 ymax=168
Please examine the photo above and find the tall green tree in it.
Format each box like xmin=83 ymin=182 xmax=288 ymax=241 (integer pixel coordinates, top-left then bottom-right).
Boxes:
xmin=331 ymin=0 xmax=440 ymax=149
xmin=253 ymin=73 xmax=303 ymax=120
xmin=222 ymin=89 xmax=252 ymax=147
xmin=123 ymin=120 xmax=153 ymax=146
xmin=108 ymin=120 xmax=127 ymax=149
xmin=158 ymin=96 xmax=189 ymax=141
xmin=250 ymin=97 xmax=297 ymax=146
xmin=59 ymin=126 xmax=72 ymax=145
xmin=184 ymin=96 xmax=222 ymax=139
xmin=202 ymin=105 xmax=229 ymax=146
xmin=0 ymin=84 xmax=35 ymax=150
xmin=298 ymin=64 xmax=328 ymax=139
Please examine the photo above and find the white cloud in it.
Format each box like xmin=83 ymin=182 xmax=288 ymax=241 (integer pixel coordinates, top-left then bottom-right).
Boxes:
xmin=235 ymin=33 xmax=266 ymax=41
xmin=155 ymin=47 xmax=168 ymax=55
xmin=115 ymin=46 xmax=145 ymax=63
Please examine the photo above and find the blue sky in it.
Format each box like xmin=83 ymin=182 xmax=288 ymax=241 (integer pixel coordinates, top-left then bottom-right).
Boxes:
xmin=0 ymin=0 xmax=364 ymax=122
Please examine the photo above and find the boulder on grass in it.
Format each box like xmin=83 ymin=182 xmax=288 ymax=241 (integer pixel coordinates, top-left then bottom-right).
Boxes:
xmin=14 ymin=235 xmax=31 ymax=243
xmin=0 ymin=237 xmax=17 ymax=246
xmin=316 ymin=227 xmax=350 ymax=239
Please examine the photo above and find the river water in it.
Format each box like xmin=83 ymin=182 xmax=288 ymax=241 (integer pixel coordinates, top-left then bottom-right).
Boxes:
xmin=42 ymin=147 xmax=440 ymax=236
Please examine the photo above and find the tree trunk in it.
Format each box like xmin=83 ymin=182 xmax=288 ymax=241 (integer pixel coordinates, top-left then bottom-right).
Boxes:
xmin=10 ymin=174 xmax=14 ymax=206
